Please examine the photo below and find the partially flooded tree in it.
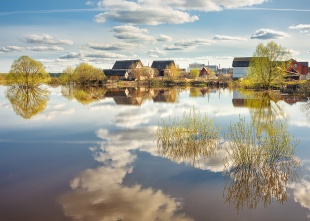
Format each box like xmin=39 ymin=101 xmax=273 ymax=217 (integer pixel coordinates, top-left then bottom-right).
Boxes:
xmin=6 ymin=85 xmax=50 ymax=119
xmin=6 ymin=56 xmax=50 ymax=87
xmin=246 ymin=41 xmax=291 ymax=89
xmin=61 ymin=85 xmax=107 ymax=105
xmin=59 ymin=66 xmax=76 ymax=84
xmin=73 ymin=63 xmax=106 ymax=85
xmin=156 ymin=108 xmax=221 ymax=167
xmin=223 ymin=117 xmax=300 ymax=212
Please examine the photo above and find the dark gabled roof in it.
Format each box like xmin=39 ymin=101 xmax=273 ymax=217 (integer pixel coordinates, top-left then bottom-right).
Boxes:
xmin=232 ymin=57 xmax=253 ymax=67
xmin=103 ymin=69 xmax=128 ymax=76
xmin=151 ymin=60 xmax=175 ymax=70
xmin=300 ymin=62 xmax=309 ymax=67
xmin=112 ymin=60 xmax=141 ymax=69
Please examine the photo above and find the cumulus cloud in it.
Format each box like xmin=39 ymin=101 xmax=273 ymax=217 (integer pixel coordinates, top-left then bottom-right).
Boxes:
xmin=0 ymin=45 xmax=25 ymax=53
xmin=24 ymin=34 xmax=73 ymax=45
xmin=85 ymin=51 xmax=129 ymax=59
xmin=59 ymin=52 xmax=82 ymax=59
xmin=289 ymin=179 xmax=310 ymax=212
xmin=95 ymin=0 xmax=266 ymax=25
xmin=147 ymin=47 xmax=166 ymax=57
xmin=95 ymin=0 xmax=198 ymax=25
xmin=213 ymin=35 xmax=247 ymax=41
xmin=165 ymin=39 xmax=212 ymax=51
xmin=111 ymin=25 xmax=156 ymax=43
xmin=27 ymin=46 xmax=64 ymax=51
xmin=288 ymin=24 xmax=310 ymax=32
xmin=157 ymin=34 xmax=173 ymax=42
xmin=87 ymin=42 xmax=139 ymax=50
xmin=251 ymin=29 xmax=289 ymax=40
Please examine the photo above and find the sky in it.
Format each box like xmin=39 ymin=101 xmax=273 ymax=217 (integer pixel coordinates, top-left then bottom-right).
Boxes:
xmin=0 ymin=0 xmax=309 ymax=73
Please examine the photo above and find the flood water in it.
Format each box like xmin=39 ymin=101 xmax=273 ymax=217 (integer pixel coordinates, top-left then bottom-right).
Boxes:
xmin=0 ymin=85 xmax=310 ymax=221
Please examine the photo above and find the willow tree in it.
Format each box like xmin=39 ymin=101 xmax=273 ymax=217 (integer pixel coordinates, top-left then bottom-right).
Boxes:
xmin=247 ymin=41 xmax=291 ymax=89
xmin=6 ymin=86 xmax=50 ymax=119
xmin=6 ymin=56 xmax=50 ymax=87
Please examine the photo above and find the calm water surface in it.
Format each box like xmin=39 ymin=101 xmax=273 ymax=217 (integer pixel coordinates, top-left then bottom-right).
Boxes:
xmin=0 ymin=85 xmax=310 ymax=221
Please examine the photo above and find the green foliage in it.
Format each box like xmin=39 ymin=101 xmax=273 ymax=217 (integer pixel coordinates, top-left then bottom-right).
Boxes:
xmin=156 ymin=108 xmax=221 ymax=166
xmin=224 ymin=116 xmax=299 ymax=212
xmin=74 ymin=63 xmax=106 ymax=85
xmin=59 ymin=66 xmax=76 ymax=84
xmin=48 ymin=77 xmax=62 ymax=85
xmin=6 ymin=56 xmax=50 ymax=86
xmin=189 ymin=69 xmax=200 ymax=79
xmin=0 ymin=74 xmax=7 ymax=85
xmin=165 ymin=63 xmax=181 ymax=80
xmin=5 ymin=85 xmax=50 ymax=119
xmin=246 ymin=41 xmax=291 ymax=89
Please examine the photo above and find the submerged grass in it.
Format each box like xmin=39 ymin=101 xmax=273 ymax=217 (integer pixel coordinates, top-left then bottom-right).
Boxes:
xmin=156 ymin=108 xmax=221 ymax=166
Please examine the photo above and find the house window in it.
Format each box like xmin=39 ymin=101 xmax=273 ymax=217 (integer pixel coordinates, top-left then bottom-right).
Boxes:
xmin=294 ymin=64 xmax=297 ymax=68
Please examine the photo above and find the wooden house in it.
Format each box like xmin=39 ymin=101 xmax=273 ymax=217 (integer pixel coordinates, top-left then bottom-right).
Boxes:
xmin=103 ymin=60 xmax=143 ymax=80
xmin=151 ymin=60 xmax=176 ymax=76
xmin=199 ymin=67 xmax=213 ymax=79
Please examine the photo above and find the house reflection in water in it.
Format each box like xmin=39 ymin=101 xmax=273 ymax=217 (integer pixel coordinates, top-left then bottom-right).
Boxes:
xmin=104 ymin=87 xmax=180 ymax=105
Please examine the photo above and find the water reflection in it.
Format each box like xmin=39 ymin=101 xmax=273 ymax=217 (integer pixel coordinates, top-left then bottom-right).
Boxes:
xmin=5 ymin=85 xmax=50 ymax=119
xmin=156 ymin=108 xmax=221 ymax=168
xmin=61 ymin=85 xmax=107 ymax=105
xmin=223 ymin=118 xmax=300 ymax=213
xmin=59 ymin=126 xmax=194 ymax=221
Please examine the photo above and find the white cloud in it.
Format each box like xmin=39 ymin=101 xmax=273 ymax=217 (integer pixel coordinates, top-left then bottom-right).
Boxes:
xmin=59 ymin=52 xmax=82 ymax=59
xmin=24 ymin=34 xmax=74 ymax=45
xmin=111 ymin=25 xmax=156 ymax=43
xmin=95 ymin=0 xmax=266 ymax=25
xmin=0 ymin=46 xmax=25 ymax=53
xmin=95 ymin=0 xmax=199 ymax=25
xmin=87 ymin=42 xmax=139 ymax=50
xmin=147 ymin=47 xmax=166 ymax=57
xmin=157 ymin=34 xmax=173 ymax=42
xmin=289 ymin=179 xmax=310 ymax=212
xmin=288 ymin=24 xmax=310 ymax=32
xmin=213 ymin=35 xmax=247 ymax=41
xmin=85 ymin=0 xmax=94 ymax=6
xmin=85 ymin=51 xmax=129 ymax=59
xmin=251 ymin=29 xmax=289 ymax=40
xmin=165 ymin=39 xmax=212 ymax=51
xmin=27 ymin=46 xmax=64 ymax=51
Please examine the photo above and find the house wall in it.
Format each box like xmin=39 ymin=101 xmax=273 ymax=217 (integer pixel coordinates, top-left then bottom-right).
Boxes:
xmin=233 ymin=67 xmax=249 ymax=79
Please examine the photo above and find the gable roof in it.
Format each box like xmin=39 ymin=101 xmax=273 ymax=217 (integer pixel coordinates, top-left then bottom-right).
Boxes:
xmin=151 ymin=60 xmax=175 ymax=70
xmin=232 ymin=57 xmax=253 ymax=67
xmin=112 ymin=60 xmax=142 ymax=69
xmin=103 ymin=69 xmax=128 ymax=76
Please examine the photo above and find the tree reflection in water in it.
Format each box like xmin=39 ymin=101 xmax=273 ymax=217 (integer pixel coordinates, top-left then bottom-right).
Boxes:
xmin=224 ymin=117 xmax=300 ymax=213
xmin=61 ymin=85 xmax=107 ymax=105
xmin=156 ymin=103 xmax=300 ymax=213
xmin=6 ymin=85 xmax=50 ymax=119
xmin=156 ymin=108 xmax=221 ymax=168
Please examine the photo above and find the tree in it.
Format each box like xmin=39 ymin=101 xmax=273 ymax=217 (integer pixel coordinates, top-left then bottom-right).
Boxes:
xmin=6 ymin=56 xmax=50 ymax=87
xmin=6 ymin=85 xmax=50 ymax=119
xmin=59 ymin=66 xmax=76 ymax=84
xmin=73 ymin=63 xmax=106 ymax=85
xmin=189 ymin=69 xmax=199 ymax=79
xmin=247 ymin=41 xmax=291 ymax=89
xmin=165 ymin=63 xmax=180 ymax=80
xmin=131 ymin=66 xmax=154 ymax=81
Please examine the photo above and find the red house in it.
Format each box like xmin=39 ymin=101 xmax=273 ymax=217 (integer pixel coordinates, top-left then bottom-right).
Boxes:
xmin=286 ymin=59 xmax=309 ymax=80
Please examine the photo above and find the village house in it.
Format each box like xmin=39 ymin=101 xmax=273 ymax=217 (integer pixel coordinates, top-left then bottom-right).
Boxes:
xmin=232 ymin=57 xmax=253 ymax=79
xmin=103 ymin=60 xmax=143 ymax=80
xmin=151 ymin=60 xmax=176 ymax=76
xmin=285 ymin=59 xmax=309 ymax=80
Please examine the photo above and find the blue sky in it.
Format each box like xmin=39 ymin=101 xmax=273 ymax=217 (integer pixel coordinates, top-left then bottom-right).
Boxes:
xmin=0 ymin=0 xmax=309 ymax=72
